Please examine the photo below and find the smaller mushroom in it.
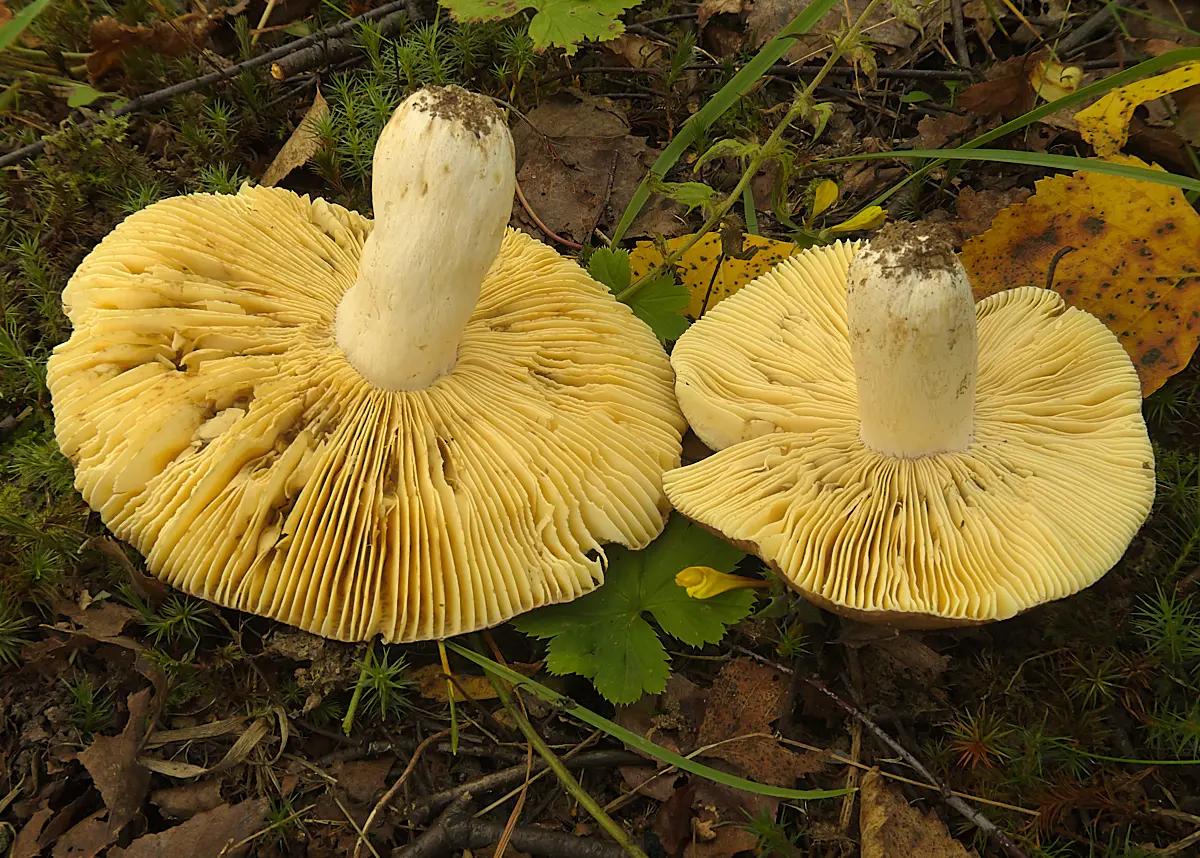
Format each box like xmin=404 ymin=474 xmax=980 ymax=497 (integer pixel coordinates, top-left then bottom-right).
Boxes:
xmin=663 ymin=223 xmax=1155 ymax=627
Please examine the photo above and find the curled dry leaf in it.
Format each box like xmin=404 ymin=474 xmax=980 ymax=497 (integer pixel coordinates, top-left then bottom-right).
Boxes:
xmin=956 ymin=54 xmax=1035 ymax=119
xmin=860 ymin=769 xmax=977 ymax=858
xmin=601 ymin=33 xmax=664 ymax=68
xmin=628 ymin=231 xmax=797 ymax=318
xmin=87 ymin=13 xmax=216 ymax=79
xmin=697 ymin=0 xmax=742 ymax=27
xmin=961 ymin=157 xmax=1200 ymax=396
xmin=747 ymin=0 xmax=920 ymax=63
xmin=260 ymin=91 xmax=330 ymax=187
xmin=150 ymin=781 xmax=225 ymax=821
xmin=411 ymin=661 xmax=542 ymax=703
xmin=913 ymin=113 xmax=974 ymax=150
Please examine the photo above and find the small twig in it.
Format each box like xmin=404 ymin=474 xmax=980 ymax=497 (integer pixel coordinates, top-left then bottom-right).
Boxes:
xmin=1057 ymin=0 xmax=1131 ymax=55
xmin=586 ymin=150 xmax=621 ymax=246
xmin=950 ymin=0 xmax=971 ymax=67
xmin=1044 ymin=246 xmax=1076 ymax=290
xmin=355 ymin=728 xmax=453 ymax=858
xmin=271 ymin=10 xmax=412 ymax=80
xmin=0 ymin=0 xmax=413 ymax=169
xmin=393 ymin=794 xmax=628 ymax=858
xmin=514 ymin=181 xmax=584 ymax=250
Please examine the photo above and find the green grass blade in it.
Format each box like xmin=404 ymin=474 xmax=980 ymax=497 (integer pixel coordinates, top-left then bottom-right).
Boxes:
xmin=818 ymin=148 xmax=1200 ymax=192
xmin=609 ymin=0 xmax=840 ymax=244
xmin=446 ymin=642 xmax=850 ymax=801
xmin=0 ymin=0 xmax=54 ymax=53
xmin=869 ymin=48 xmax=1200 ymax=208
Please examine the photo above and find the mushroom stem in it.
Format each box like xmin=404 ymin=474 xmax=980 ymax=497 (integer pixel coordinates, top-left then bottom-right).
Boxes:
xmin=846 ymin=224 xmax=977 ymax=458
xmin=334 ymin=86 xmax=516 ymax=391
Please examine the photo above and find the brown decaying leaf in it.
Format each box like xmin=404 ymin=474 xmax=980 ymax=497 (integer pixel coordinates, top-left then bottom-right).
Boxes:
xmin=697 ymin=0 xmax=742 ymax=28
xmin=961 ymin=158 xmax=1200 ymax=396
xmin=12 ymin=807 xmax=54 ymax=858
xmin=150 ymin=781 xmax=225 ymax=821
xmin=747 ymin=0 xmax=918 ymax=62
xmin=50 ymin=810 xmax=110 ymax=858
xmin=108 ymin=798 xmax=269 ymax=858
xmin=333 ymin=756 xmax=395 ymax=804
xmin=78 ymin=688 xmax=154 ymax=836
xmin=0 ymin=1 xmax=12 ymax=24
xmin=913 ymin=113 xmax=975 ymax=150
xmin=411 ymin=662 xmax=542 ymax=703
xmin=87 ymin=13 xmax=216 ymax=80
xmin=601 ymin=33 xmax=664 ymax=68
xmin=859 ymin=769 xmax=977 ymax=858
xmin=511 ymin=91 xmax=682 ymax=242
xmin=953 ymin=186 xmax=1032 ymax=242
xmin=260 ymin=91 xmax=330 ymax=187
xmin=957 ymin=54 xmax=1035 ymax=119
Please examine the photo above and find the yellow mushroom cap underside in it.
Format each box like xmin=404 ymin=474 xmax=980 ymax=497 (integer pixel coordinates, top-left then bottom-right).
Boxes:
xmin=663 ymin=241 xmax=1155 ymax=626
xmin=48 ymin=186 xmax=685 ymax=642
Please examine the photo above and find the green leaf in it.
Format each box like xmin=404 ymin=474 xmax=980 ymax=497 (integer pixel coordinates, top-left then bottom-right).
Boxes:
xmin=694 ymin=138 xmax=758 ymax=171
xmin=67 ymin=84 xmax=106 ymax=108
xmin=447 ymin=642 xmax=852 ymax=800
xmin=899 ymin=90 xmax=932 ymax=103
xmin=0 ymin=0 xmax=53 ymax=53
xmin=513 ymin=515 xmax=754 ymax=704
xmin=654 ymin=180 xmax=718 ymax=215
xmin=625 ymin=273 xmax=690 ymax=342
xmin=439 ymin=0 xmax=639 ymax=54
xmin=587 ymin=247 xmax=632 ymax=293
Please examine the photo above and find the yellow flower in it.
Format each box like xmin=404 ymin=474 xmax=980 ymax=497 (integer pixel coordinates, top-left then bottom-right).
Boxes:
xmin=674 ymin=566 xmax=770 ymax=600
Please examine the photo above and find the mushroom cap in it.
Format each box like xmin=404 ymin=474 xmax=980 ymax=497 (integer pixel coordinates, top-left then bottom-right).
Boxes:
xmin=663 ymin=241 xmax=1154 ymax=627
xmin=48 ymin=186 xmax=685 ymax=642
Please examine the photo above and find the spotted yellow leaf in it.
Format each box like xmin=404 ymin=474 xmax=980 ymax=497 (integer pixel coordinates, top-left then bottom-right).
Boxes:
xmin=628 ymin=232 xmax=797 ymax=318
xmin=1076 ymin=61 xmax=1200 ymax=157
xmin=961 ymin=156 xmax=1200 ymax=396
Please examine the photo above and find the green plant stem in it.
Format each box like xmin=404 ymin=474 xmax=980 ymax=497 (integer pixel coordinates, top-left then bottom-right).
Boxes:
xmin=617 ymin=0 xmax=885 ymax=302
xmin=609 ymin=0 xmax=841 ymax=245
xmin=484 ymin=657 xmax=649 ymax=858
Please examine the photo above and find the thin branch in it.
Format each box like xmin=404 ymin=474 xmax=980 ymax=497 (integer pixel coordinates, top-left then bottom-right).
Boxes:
xmin=0 ymin=0 xmax=413 ymax=169
xmin=355 ymin=729 xmax=453 ymax=858
xmin=514 ymin=181 xmax=584 ymax=250
xmin=271 ymin=10 xmax=412 ymax=80
xmin=950 ymin=0 xmax=971 ymax=67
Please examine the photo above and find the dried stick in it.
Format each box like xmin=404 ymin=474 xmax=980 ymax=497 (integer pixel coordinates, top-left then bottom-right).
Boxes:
xmin=1057 ymin=0 xmax=1132 ymax=55
xmin=355 ymin=728 xmax=453 ymax=858
xmin=394 ymin=794 xmax=627 ymax=858
xmin=0 ymin=0 xmax=413 ymax=169
xmin=731 ymin=645 xmax=1029 ymax=858
xmin=514 ymin=181 xmax=584 ymax=250
xmin=950 ymin=0 xmax=971 ymax=67
xmin=271 ymin=10 xmax=411 ymax=80
xmin=408 ymin=749 xmax=642 ymax=825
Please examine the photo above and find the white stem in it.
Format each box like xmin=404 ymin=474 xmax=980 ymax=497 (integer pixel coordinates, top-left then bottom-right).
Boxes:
xmin=334 ymin=86 xmax=516 ymax=391
xmin=845 ymin=225 xmax=977 ymax=458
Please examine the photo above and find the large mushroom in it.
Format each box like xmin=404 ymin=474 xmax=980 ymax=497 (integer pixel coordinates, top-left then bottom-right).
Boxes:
xmin=48 ymin=86 xmax=685 ymax=643
xmin=663 ymin=223 xmax=1154 ymax=627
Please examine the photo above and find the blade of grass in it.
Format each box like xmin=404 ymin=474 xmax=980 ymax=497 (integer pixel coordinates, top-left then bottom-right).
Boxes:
xmin=866 ymin=48 xmax=1200 ymax=210
xmin=609 ymin=0 xmax=840 ymax=244
xmin=816 ymin=148 xmax=1200 ymax=192
xmin=0 ymin=0 xmax=54 ymax=53
xmin=446 ymin=642 xmax=850 ymax=801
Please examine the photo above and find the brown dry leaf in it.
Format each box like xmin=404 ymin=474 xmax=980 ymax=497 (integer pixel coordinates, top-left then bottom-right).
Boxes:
xmin=150 ymin=781 xmax=225 ymax=821
xmin=411 ymin=662 xmax=541 ymax=703
xmin=87 ymin=13 xmax=215 ymax=80
xmin=601 ymin=33 xmax=664 ymax=68
xmin=957 ymin=54 xmax=1035 ymax=119
xmin=0 ymin=1 xmax=12 ymax=25
xmin=1176 ymin=84 xmax=1200 ymax=147
xmin=334 ymin=756 xmax=395 ymax=804
xmin=12 ymin=807 xmax=53 ymax=858
xmin=961 ymin=157 xmax=1200 ymax=396
xmin=54 ymin=599 xmax=137 ymax=641
xmin=860 ymin=769 xmax=977 ymax=858
xmin=695 ymin=659 xmax=827 ymax=788
xmin=1126 ymin=0 xmax=1200 ymax=46
xmin=78 ymin=689 xmax=153 ymax=836
xmin=747 ymin=0 xmax=919 ymax=63
xmin=108 ymin=798 xmax=269 ymax=858
xmin=512 ymin=91 xmax=682 ymax=241
xmin=627 ymin=231 xmax=797 ymax=318
xmin=685 ymin=822 xmax=759 ymax=858
xmin=697 ymin=0 xmax=742 ymax=27
xmin=953 ymin=186 xmax=1032 ymax=241
xmin=51 ymin=810 xmax=110 ymax=858
xmin=260 ymin=91 xmax=330 ymax=187
xmin=913 ymin=113 xmax=974 ymax=150
xmin=960 ymin=0 xmax=994 ymax=46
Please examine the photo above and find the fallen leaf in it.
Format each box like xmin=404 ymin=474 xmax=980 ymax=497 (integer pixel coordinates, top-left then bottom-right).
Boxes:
xmin=1126 ymin=0 xmax=1200 ymax=46
xmin=860 ymin=768 xmax=977 ymax=858
xmin=87 ymin=13 xmax=216 ymax=79
xmin=150 ymin=781 xmax=225 ymax=821
xmin=260 ymin=91 xmax=329 ymax=187
xmin=12 ymin=807 xmax=53 ymax=858
xmin=412 ymin=662 xmax=541 ymax=703
xmin=1076 ymin=61 xmax=1200 ymax=157
xmin=512 ymin=91 xmax=682 ymax=242
xmin=747 ymin=0 xmax=919 ymax=63
xmin=960 ymin=157 xmax=1200 ymax=395
xmin=652 ymin=778 xmax=697 ymax=854
xmin=601 ymin=33 xmax=664 ymax=68
xmin=51 ymin=810 xmax=109 ymax=858
xmin=78 ymin=689 xmax=153 ymax=835
xmin=686 ymin=820 xmax=758 ymax=858
xmin=913 ymin=113 xmax=975 ymax=150
xmin=697 ymin=0 xmax=742 ymax=27
xmin=108 ymin=798 xmax=269 ymax=858
xmin=0 ymin=1 xmax=11 ymax=24
xmin=1175 ymin=84 xmax=1200 ymax=147
xmin=1029 ymin=56 xmax=1083 ymax=102
xmin=960 ymin=0 xmax=994 ymax=46
xmin=628 ymin=231 xmax=797 ymax=318
xmin=54 ymin=599 xmax=137 ymax=641
xmin=953 ymin=186 xmax=1032 ymax=241
xmin=333 ymin=756 xmax=395 ymax=804
xmin=957 ymin=54 xmax=1035 ymax=119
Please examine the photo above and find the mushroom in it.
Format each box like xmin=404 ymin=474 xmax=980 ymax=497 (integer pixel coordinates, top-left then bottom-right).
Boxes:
xmin=662 ymin=223 xmax=1154 ymax=627
xmin=47 ymin=86 xmax=685 ymax=643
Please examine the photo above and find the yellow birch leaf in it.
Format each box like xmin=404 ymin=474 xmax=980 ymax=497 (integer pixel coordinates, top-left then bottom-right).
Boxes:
xmin=829 ymin=205 xmax=888 ymax=233
xmin=1076 ymin=61 xmax=1200 ymax=157
xmin=811 ymin=178 xmax=839 ymax=218
xmin=961 ymin=156 xmax=1200 ymax=396
xmin=1029 ymin=57 xmax=1083 ymax=102
xmin=628 ymin=232 xmax=797 ymax=318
